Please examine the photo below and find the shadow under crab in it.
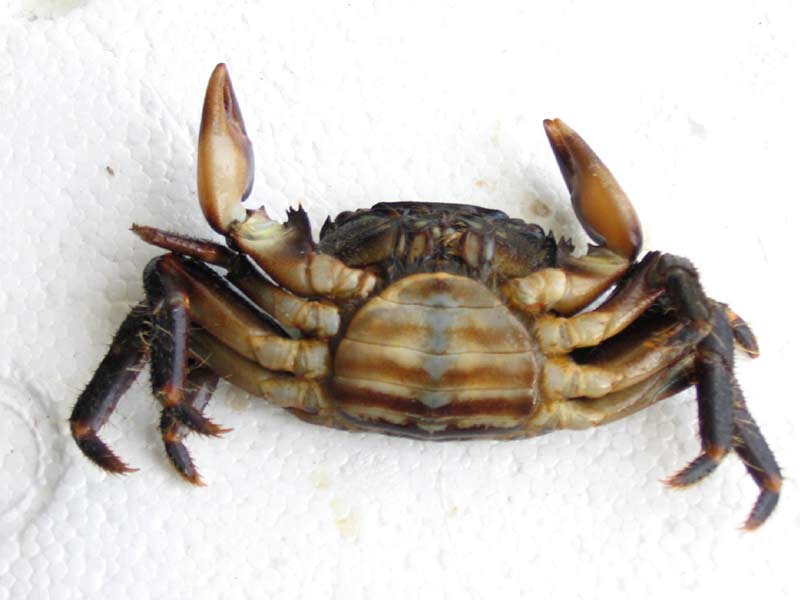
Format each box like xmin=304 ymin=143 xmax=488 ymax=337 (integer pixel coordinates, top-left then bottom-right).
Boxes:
xmin=70 ymin=64 xmax=781 ymax=530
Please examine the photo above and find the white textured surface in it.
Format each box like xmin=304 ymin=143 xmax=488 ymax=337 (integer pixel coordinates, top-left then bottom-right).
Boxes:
xmin=1 ymin=1 xmax=799 ymax=598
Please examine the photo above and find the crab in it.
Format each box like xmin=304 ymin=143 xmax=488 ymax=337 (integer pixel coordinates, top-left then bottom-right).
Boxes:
xmin=71 ymin=64 xmax=781 ymax=529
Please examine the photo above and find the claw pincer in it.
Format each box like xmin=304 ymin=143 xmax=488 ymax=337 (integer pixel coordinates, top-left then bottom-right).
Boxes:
xmin=197 ymin=63 xmax=253 ymax=234
xmin=543 ymin=118 xmax=642 ymax=260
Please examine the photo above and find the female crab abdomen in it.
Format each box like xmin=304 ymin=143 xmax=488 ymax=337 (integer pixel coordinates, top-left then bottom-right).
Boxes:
xmin=333 ymin=273 xmax=538 ymax=438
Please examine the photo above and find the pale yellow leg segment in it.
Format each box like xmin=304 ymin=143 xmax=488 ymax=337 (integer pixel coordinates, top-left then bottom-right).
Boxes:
xmin=502 ymin=247 xmax=629 ymax=316
xmin=542 ymin=357 xmax=622 ymax=399
xmin=535 ymin=253 xmax=663 ymax=354
xmin=232 ymin=209 xmax=377 ymax=300
xmin=191 ymin=331 xmax=327 ymax=413
xmin=230 ymin=269 xmax=340 ymax=338
xmin=541 ymin=321 xmax=705 ymax=400
xmin=161 ymin=255 xmax=330 ymax=378
xmin=530 ymin=355 xmax=692 ymax=433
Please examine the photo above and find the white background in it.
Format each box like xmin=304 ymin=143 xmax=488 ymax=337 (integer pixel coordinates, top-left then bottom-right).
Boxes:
xmin=1 ymin=1 xmax=798 ymax=598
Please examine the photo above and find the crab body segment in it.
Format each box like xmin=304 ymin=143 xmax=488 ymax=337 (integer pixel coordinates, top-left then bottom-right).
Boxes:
xmin=71 ymin=64 xmax=781 ymax=529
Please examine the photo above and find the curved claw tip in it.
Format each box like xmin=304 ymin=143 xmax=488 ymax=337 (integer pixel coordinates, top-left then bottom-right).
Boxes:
xmin=165 ymin=441 xmax=207 ymax=486
xmin=741 ymin=492 xmax=779 ymax=531
xmin=665 ymin=452 xmax=723 ymax=489
xmin=72 ymin=429 xmax=138 ymax=475
xmin=166 ymin=404 xmax=231 ymax=437
xmin=543 ymin=118 xmax=642 ymax=260
xmin=198 ymin=63 xmax=254 ymax=234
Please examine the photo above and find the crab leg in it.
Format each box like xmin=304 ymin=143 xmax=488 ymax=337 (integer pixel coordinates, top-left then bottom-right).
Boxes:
xmin=229 ymin=261 xmax=341 ymax=338
xmin=159 ymin=366 xmax=219 ymax=485
xmin=503 ymin=246 xmax=631 ymax=316
xmin=663 ymin=304 xmax=735 ymax=487
xmin=725 ymin=306 xmax=759 ymax=357
xmin=530 ymin=354 xmax=694 ymax=432
xmin=144 ymin=258 xmax=229 ymax=436
xmin=642 ymin=255 xmax=768 ymax=493
xmin=530 ymin=248 xmax=740 ymax=378
xmin=538 ymin=247 xmax=780 ymax=526
xmin=231 ymin=207 xmax=378 ymax=300
xmin=534 ymin=251 xmax=663 ymax=354
xmin=542 ymin=318 xmax=709 ymax=399
xmin=731 ymin=394 xmax=782 ymax=529
xmin=70 ymin=302 xmax=150 ymax=473
xmin=197 ymin=64 xmax=376 ymax=300
xmin=190 ymin=330 xmax=326 ymax=413
xmin=153 ymin=254 xmax=330 ymax=378
xmin=542 ymin=253 xmax=716 ymax=402
xmin=133 ymin=225 xmax=340 ymax=338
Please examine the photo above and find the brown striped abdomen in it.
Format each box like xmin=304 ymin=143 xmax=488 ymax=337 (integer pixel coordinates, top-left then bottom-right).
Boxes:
xmin=333 ymin=273 xmax=537 ymax=438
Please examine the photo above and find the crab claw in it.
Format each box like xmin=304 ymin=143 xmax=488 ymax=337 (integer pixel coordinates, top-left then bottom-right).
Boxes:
xmin=198 ymin=63 xmax=254 ymax=234
xmin=544 ymin=119 xmax=642 ymax=260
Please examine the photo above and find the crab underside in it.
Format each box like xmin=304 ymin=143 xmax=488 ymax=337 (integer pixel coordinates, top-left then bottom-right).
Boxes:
xmin=71 ymin=64 xmax=781 ymax=529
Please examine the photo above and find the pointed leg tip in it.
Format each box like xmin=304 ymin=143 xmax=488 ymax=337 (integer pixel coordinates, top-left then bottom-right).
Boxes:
xmin=131 ymin=223 xmax=155 ymax=242
xmin=664 ymin=453 xmax=722 ymax=489
xmin=198 ymin=420 xmax=232 ymax=438
xmin=740 ymin=519 xmax=761 ymax=532
xmin=72 ymin=429 xmax=138 ymax=475
xmin=96 ymin=451 xmax=139 ymax=475
xmin=662 ymin=474 xmax=690 ymax=489
xmin=188 ymin=474 xmax=207 ymax=487
xmin=165 ymin=405 xmax=229 ymax=437
xmin=103 ymin=460 xmax=139 ymax=475
xmin=740 ymin=506 xmax=772 ymax=531
xmin=740 ymin=488 xmax=780 ymax=531
xmin=165 ymin=440 xmax=207 ymax=486
xmin=179 ymin=466 xmax=206 ymax=487
xmin=737 ymin=339 xmax=760 ymax=359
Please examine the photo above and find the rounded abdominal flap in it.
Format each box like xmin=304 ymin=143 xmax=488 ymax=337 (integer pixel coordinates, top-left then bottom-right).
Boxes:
xmin=333 ymin=273 xmax=537 ymax=436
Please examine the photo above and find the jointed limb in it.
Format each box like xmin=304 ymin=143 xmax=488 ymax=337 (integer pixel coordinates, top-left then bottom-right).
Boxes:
xmin=534 ymin=252 xmax=663 ymax=354
xmin=731 ymin=393 xmax=782 ymax=530
xmin=541 ymin=319 xmax=706 ymax=399
xmin=72 ymin=251 xmax=333 ymax=481
xmin=231 ymin=207 xmax=378 ymax=299
xmin=529 ymin=117 xmax=780 ymax=527
xmin=154 ymin=254 xmax=330 ymax=378
xmin=160 ymin=366 xmax=219 ymax=485
xmin=529 ymin=355 xmax=694 ymax=433
xmin=144 ymin=257 xmax=229 ymax=436
xmin=195 ymin=64 xmax=377 ymax=300
xmin=725 ymin=305 xmax=759 ymax=357
xmin=190 ymin=330 xmax=326 ymax=413
xmin=70 ymin=302 xmax=150 ymax=473
xmin=503 ymin=246 xmax=630 ymax=316
xmin=134 ymin=225 xmax=340 ymax=338
xmin=665 ymin=303 xmax=735 ymax=487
